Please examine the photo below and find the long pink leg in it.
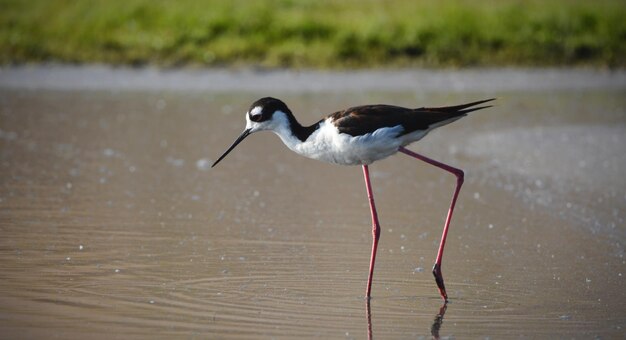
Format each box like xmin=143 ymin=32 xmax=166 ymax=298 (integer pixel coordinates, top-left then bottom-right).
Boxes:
xmin=398 ymin=146 xmax=464 ymax=302
xmin=362 ymin=165 xmax=381 ymax=298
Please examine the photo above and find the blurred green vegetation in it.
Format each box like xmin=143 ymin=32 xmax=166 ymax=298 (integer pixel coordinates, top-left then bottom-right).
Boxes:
xmin=1 ymin=0 xmax=624 ymax=68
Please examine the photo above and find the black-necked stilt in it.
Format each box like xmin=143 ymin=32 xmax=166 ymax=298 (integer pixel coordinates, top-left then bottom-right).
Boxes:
xmin=212 ymin=97 xmax=494 ymax=301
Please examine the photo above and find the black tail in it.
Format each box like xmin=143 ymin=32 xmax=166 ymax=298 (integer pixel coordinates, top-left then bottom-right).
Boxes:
xmin=419 ymin=98 xmax=496 ymax=115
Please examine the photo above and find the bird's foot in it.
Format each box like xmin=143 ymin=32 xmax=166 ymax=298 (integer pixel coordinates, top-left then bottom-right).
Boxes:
xmin=432 ymin=263 xmax=448 ymax=302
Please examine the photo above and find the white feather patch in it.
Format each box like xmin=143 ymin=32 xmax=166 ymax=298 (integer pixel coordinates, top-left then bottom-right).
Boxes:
xmin=285 ymin=119 xmax=407 ymax=165
xmin=250 ymin=106 xmax=262 ymax=117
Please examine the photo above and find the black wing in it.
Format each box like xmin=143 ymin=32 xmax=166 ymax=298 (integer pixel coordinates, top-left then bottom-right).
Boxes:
xmin=327 ymin=98 xmax=494 ymax=137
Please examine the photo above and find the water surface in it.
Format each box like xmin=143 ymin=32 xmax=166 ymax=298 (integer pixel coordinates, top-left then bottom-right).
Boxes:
xmin=0 ymin=67 xmax=624 ymax=338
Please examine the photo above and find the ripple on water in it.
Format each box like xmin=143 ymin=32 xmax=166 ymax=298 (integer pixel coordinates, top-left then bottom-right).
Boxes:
xmin=1 ymin=88 xmax=624 ymax=338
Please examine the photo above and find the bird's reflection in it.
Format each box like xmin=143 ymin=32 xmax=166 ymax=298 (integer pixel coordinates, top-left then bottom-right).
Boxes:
xmin=365 ymin=300 xmax=448 ymax=339
xmin=430 ymin=303 xmax=448 ymax=339
xmin=365 ymin=299 xmax=373 ymax=340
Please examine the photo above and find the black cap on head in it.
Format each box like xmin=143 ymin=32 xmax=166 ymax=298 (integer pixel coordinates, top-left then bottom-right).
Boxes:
xmin=248 ymin=97 xmax=290 ymax=123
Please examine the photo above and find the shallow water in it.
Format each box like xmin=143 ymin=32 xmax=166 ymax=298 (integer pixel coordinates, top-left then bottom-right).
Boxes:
xmin=0 ymin=68 xmax=625 ymax=338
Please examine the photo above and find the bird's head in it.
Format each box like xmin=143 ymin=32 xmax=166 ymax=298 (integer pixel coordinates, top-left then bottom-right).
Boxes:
xmin=212 ymin=97 xmax=291 ymax=167
xmin=245 ymin=97 xmax=291 ymax=134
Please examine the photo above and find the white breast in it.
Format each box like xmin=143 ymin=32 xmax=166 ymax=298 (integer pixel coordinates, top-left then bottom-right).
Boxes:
xmin=278 ymin=119 xmax=421 ymax=165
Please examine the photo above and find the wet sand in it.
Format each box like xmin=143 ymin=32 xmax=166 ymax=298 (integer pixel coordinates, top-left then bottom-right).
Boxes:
xmin=0 ymin=67 xmax=625 ymax=338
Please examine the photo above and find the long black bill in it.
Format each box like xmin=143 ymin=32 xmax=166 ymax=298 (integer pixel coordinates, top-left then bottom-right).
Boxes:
xmin=212 ymin=129 xmax=251 ymax=168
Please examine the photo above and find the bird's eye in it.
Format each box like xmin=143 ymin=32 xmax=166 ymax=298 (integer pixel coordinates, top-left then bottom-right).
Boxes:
xmin=250 ymin=113 xmax=263 ymax=122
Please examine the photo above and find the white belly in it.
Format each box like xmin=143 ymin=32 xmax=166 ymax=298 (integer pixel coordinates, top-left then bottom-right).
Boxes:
xmin=283 ymin=120 xmax=427 ymax=165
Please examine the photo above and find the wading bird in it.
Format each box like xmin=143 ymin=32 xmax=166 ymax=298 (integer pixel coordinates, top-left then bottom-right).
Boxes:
xmin=212 ymin=97 xmax=494 ymax=301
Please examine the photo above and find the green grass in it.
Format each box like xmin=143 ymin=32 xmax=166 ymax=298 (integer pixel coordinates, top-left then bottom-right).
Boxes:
xmin=1 ymin=0 xmax=624 ymax=68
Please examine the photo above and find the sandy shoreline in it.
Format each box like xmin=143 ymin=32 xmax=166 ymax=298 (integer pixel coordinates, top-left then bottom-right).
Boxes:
xmin=1 ymin=65 xmax=625 ymax=92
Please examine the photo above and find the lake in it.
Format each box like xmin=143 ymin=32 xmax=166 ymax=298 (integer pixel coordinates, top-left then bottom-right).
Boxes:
xmin=0 ymin=66 xmax=624 ymax=338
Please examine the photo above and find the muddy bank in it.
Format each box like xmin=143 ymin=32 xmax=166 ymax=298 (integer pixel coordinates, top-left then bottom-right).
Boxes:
xmin=1 ymin=65 xmax=625 ymax=93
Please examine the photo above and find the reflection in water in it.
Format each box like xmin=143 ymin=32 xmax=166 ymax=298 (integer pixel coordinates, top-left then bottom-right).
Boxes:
xmin=431 ymin=303 xmax=448 ymax=339
xmin=366 ymin=300 xmax=373 ymax=340
xmin=366 ymin=300 xmax=448 ymax=339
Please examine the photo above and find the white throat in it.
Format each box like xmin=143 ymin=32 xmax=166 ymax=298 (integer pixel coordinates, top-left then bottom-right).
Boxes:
xmin=246 ymin=110 xmax=303 ymax=151
xmin=268 ymin=111 xmax=303 ymax=151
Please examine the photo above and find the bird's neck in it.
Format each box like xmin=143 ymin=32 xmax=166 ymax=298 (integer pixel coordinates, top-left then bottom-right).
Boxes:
xmin=276 ymin=110 xmax=320 ymax=143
